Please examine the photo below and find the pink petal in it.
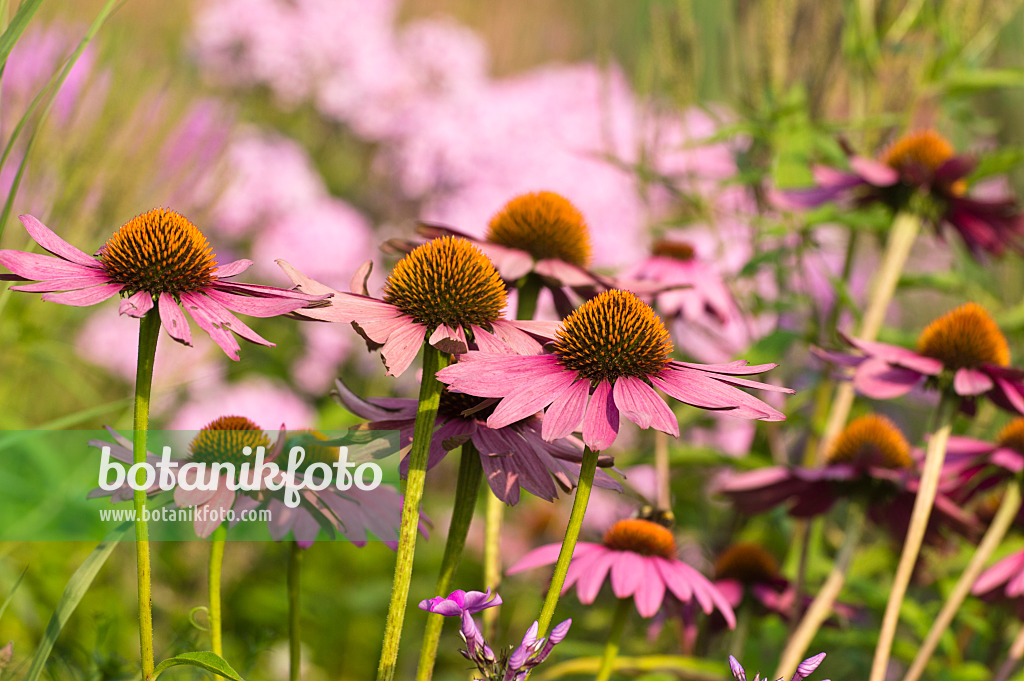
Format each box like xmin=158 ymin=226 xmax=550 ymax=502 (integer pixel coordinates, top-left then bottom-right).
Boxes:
xmin=993 ymin=373 xmax=1024 ymax=415
xmin=174 ymin=467 xmax=217 ymax=507
xmin=652 ymin=368 xmax=786 ymax=421
xmin=12 ymin=274 xmax=112 ymax=292
xmin=119 ymin=291 xmax=154 ymax=317
xmin=213 ymin=259 xmax=252 ymax=278
xmin=205 ymin=288 xmax=309 ymax=317
xmin=487 ymin=320 xmax=545 ymax=355
xmin=954 ymin=368 xmax=994 ymax=396
xmin=439 ymin=354 xmax=563 ymax=396
xmin=843 ymin=334 xmax=943 ymax=375
xmin=634 ymin=558 xmax=666 ymax=617
xmin=973 ymin=550 xmax=1024 ymax=595
xmin=350 ymin=260 xmax=373 ymax=295
xmin=480 ymin=449 xmax=521 ymax=504
xmin=333 ymin=378 xmax=416 ymax=421
xmin=276 ymin=259 xmax=344 ymax=297
xmin=542 ymin=378 xmax=590 ymax=440
xmin=41 ymin=283 xmax=121 ymax=306
xmin=612 ymin=377 xmax=679 ymax=436
xmin=673 ymin=360 xmax=781 ymax=376
xmin=19 ymin=214 xmax=97 ymax=266
xmin=487 ymin=369 xmax=578 ymax=429
xmin=180 ymin=292 xmax=241 ymax=360
xmin=507 ymin=542 xmax=598 ymax=574
xmin=471 ymin=326 xmax=515 ymax=354
xmin=194 ymin=484 xmax=236 ymax=538
xmin=563 ymin=546 xmax=608 ymax=597
xmin=158 ymin=293 xmax=193 ymax=346
xmin=359 ymin=315 xmax=414 ymax=344
xmin=853 ymin=359 xmax=922 ymax=399
xmin=574 ymin=549 xmax=617 ymax=603
xmin=479 ymin=242 xmax=533 ymax=280
xmin=582 ymin=380 xmax=619 ymax=450
xmin=429 ymin=324 xmax=468 ymax=354
xmin=0 ymin=250 xmax=101 ymax=280
xmin=381 ymin=321 xmax=427 ymax=377
xmin=609 ymin=551 xmax=645 ymax=598
xmin=849 ymin=156 xmax=900 ymax=185
xmin=534 ymin=259 xmax=599 ymax=287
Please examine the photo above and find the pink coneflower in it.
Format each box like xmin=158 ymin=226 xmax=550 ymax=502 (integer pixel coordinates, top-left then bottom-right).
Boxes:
xmin=817 ymin=302 xmax=1024 ymax=414
xmin=437 ymin=289 xmax=791 ymax=451
xmin=0 ymin=209 xmax=326 ymax=360
xmin=778 ymin=129 xmax=1024 ymax=257
xmin=508 ymin=517 xmax=736 ymax=624
xmin=279 ymin=236 xmax=559 ymax=377
xmin=717 ymin=415 xmax=979 ymax=541
xmin=973 ymin=547 xmax=1024 ymax=607
xmin=393 ymin=192 xmax=612 ymax=316
xmin=729 ymin=652 xmax=828 ymax=681
xmin=333 ymin=378 xmax=620 ymax=505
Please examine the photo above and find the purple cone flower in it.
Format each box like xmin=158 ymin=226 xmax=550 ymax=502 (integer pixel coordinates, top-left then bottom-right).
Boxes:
xmin=420 ymin=588 xmax=502 ymax=616
xmin=729 ymin=652 xmax=828 ymax=681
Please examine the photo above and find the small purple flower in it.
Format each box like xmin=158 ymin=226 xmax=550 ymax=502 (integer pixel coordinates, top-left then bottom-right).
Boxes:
xmin=419 ymin=588 xmax=502 ymax=617
xmin=729 ymin=652 xmax=828 ymax=681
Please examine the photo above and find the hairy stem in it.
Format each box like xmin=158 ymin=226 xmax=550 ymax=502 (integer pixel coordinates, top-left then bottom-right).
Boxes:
xmin=595 ymin=598 xmax=632 ymax=681
xmin=289 ymin=541 xmax=302 ymax=681
xmin=208 ymin=525 xmax=226 ymax=657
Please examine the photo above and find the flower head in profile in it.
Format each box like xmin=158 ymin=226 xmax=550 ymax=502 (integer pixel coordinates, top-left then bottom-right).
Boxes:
xmin=280 ymin=236 xmax=559 ymax=377
xmin=717 ymin=414 xmax=979 ymax=541
xmin=816 ymin=302 xmax=1024 ymax=414
xmin=0 ymin=210 xmax=327 ymax=360
xmin=420 ymin=588 xmax=570 ymax=681
xmin=778 ymin=129 xmax=1024 ymax=257
xmin=333 ymin=378 xmax=620 ymax=505
xmin=437 ymin=289 xmax=792 ymax=451
xmin=508 ymin=517 xmax=736 ymax=624
xmin=729 ymin=652 xmax=828 ymax=681
xmin=943 ymin=417 xmax=1024 ymax=500
xmin=390 ymin=191 xmax=612 ymax=317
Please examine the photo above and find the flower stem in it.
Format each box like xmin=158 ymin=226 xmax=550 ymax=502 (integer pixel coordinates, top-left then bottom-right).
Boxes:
xmin=902 ymin=483 xmax=1022 ymax=681
xmin=654 ymin=430 xmax=671 ymax=511
xmin=775 ymin=503 xmax=865 ymax=680
xmin=289 ymin=540 xmax=302 ymax=681
xmin=208 ymin=525 xmax=227 ymax=657
xmin=482 ymin=492 xmax=503 ymax=640
xmin=133 ymin=309 xmax=160 ymax=680
xmin=376 ymin=345 xmax=449 ymax=681
xmin=595 ymin=598 xmax=632 ymax=681
xmin=869 ymin=394 xmax=957 ymax=681
xmin=415 ymin=442 xmax=483 ymax=681
xmin=817 ymin=210 xmax=920 ymax=464
xmin=516 ymin=273 xmax=543 ymax=320
xmin=537 ymin=446 xmax=600 ymax=636
xmin=993 ymin=625 xmax=1024 ymax=681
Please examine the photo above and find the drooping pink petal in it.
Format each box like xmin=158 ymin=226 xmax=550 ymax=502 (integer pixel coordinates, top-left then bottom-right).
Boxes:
xmin=582 ymin=380 xmax=619 ymax=450
xmin=439 ymin=354 xmax=564 ymax=396
xmin=542 ymin=378 xmax=590 ymax=440
xmin=953 ymin=368 xmax=994 ymax=396
xmin=487 ymin=320 xmax=545 ymax=355
xmin=213 ymin=280 xmax=330 ymax=301
xmin=196 ymin=292 xmax=275 ymax=347
xmin=194 ymin=484 xmax=237 ymax=538
xmin=119 ymin=291 xmax=154 ymax=318
xmin=180 ymin=291 xmax=241 ymax=360
xmin=609 ymin=551 xmax=645 ymax=599
xmin=158 ymin=292 xmax=193 ymax=346
xmin=563 ymin=545 xmax=608 ymax=596
xmin=991 ymin=371 xmax=1024 ymax=415
xmin=350 ymin=260 xmax=373 ymax=296
xmin=359 ymin=315 xmax=414 ymax=345
xmin=853 ymin=358 xmax=922 ymax=399
xmin=652 ymin=368 xmax=786 ymax=421
xmin=507 ymin=542 xmax=599 ymax=574
xmin=471 ymin=326 xmax=516 ymax=354
xmin=12 ymin=274 xmax=112 ymax=292
xmin=487 ymin=370 xmax=578 ymax=429
xmin=41 ymin=283 xmax=121 ymax=306
xmin=429 ymin=323 xmax=468 ymax=354
xmin=301 ymin=291 xmax=399 ymax=324
xmin=174 ymin=466 xmax=218 ymax=507
xmin=842 ymin=333 xmax=943 ymax=375
xmin=204 ymin=288 xmax=311 ymax=317
xmin=19 ymin=214 xmax=98 ymax=267
xmin=276 ymin=259 xmax=343 ymax=297
xmin=212 ymin=259 xmax=252 ymax=278
xmin=1 ymin=250 xmax=102 ymax=280
xmin=672 ymin=360 xmax=781 ymax=375
xmin=633 ymin=557 xmax=666 ymax=617
xmin=849 ymin=156 xmax=900 ymax=185
xmin=612 ymin=377 xmax=679 ymax=436
xmin=534 ymin=259 xmax=599 ymax=287
xmin=381 ymin=321 xmax=427 ymax=377
xmin=574 ymin=549 xmax=618 ymax=603
xmin=476 ymin=242 xmax=533 ymax=280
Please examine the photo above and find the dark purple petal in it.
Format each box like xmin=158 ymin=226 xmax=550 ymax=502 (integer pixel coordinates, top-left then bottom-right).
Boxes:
xmin=729 ymin=656 xmax=746 ymax=681
xmin=792 ymin=653 xmax=826 ymax=681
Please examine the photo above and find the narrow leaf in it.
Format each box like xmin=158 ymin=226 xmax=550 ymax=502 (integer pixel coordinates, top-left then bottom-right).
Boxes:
xmin=151 ymin=651 xmax=246 ymax=681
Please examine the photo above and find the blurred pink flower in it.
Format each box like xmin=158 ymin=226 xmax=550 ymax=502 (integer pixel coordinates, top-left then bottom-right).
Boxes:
xmin=169 ymin=377 xmax=315 ymax=431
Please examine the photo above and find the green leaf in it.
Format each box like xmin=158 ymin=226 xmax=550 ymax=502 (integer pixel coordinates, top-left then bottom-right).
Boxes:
xmin=0 ymin=567 xmax=25 ymax=622
xmin=23 ymin=522 xmax=130 ymax=681
xmin=942 ymin=68 xmax=1024 ymax=95
xmin=0 ymin=0 xmax=44 ymax=67
xmin=151 ymin=651 xmax=246 ymax=681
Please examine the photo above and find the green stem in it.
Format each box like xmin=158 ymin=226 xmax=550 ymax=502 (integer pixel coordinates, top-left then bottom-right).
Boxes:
xmin=375 ymin=345 xmax=449 ymax=681
xmin=516 ymin=273 xmax=543 ymax=321
xmin=482 ymin=491 xmax=504 ymax=640
xmin=902 ymin=483 xmax=1023 ymax=681
xmin=415 ymin=443 xmax=483 ymax=681
xmin=775 ymin=504 xmax=865 ymax=680
xmin=208 ymin=525 xmax=226 ymax=657
xmin=133 ymin=310 xmax=159 ymax=680
xmin=595 ymin=598 xmax=632 ymax=681
xmin=289 ymin=541 xmax=302 ymax=681
xmin=537 ymin=447 xmax=600 ymax=636
xmin=817 ymin=211 xmax=920 ymax=464
xmin=869 ymin=393 xmax=957 ymax=681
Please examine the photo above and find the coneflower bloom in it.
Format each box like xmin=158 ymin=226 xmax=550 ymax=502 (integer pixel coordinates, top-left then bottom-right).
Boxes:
xmin=816 ymin=302 xmax=1024 ymax=414
xmin=332 ymin=378 xmax=620 ymax=505
xmin=729 ymin=652 xmax=828 ymax=681
xmin=778 ymin=129 xmax=1024 ymax=257
xmin=390 ymin=191 xmax=612 ymax=316
xmin=508 ymin=517 xmax=736 ymax=623
xmin=717 ymin=415 xmax=979 ymax=540
xmin=437 ymin=290 xmax=791 ymax=451
xmin=279 ymin=236 xmax=559 ymax=377
xmin=943 ymin=418 xmax=1024 ymax=493
xmin=973 ymin=547 xmax=1024 ymax=610
xmin=0 ymin=210 xmax=327 ymax=360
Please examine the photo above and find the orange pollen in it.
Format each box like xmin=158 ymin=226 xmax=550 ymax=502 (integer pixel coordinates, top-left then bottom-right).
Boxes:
xmin=100 ymin=208 xmax=217 ymax=297
xmin=713 ymin=543 xmax=779 ymax=583
xmin=651 ymin=239 xmax=696 ymax=262
xmin=997 ymin=419 xmax=1024 ymax=454
xmin=603 ymin=518 xmax=677 ymax=558
xmin=916 ymin=302 xmax=1010 ymax=370
xmin=553 ymin=289 xmax=673 ymax=382
xmin=382 ymin=236 xmax=507 ymax=330
xmin=827 ymin=414 xmax=912 ymax=469
xmin=189 ymin=416 xmax=270 ymax=467
xmin=880 ymin=130 xmax=956 ymax=175
xmin=485 ymin=191 xmax=592 ymax=268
